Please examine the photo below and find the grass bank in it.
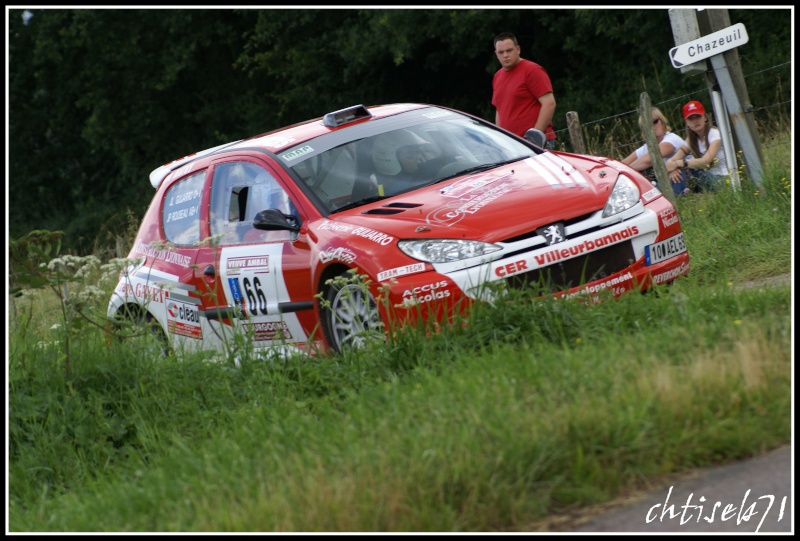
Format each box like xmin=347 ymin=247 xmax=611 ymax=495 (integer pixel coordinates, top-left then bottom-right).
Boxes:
xmin=7 ymin=131 xmax=792 ymax=532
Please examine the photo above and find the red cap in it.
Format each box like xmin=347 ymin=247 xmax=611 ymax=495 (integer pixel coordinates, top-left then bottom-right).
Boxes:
xmin=683 ymin=100 xmax=706 ymax=119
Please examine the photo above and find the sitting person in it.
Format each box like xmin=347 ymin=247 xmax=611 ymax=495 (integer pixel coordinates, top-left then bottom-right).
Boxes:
xmin=370 ymin=130 xmax=435 ymax=196
xmin=621 ymin=107 xmax=689 ymax=197
xmin=665 ymin=100 xmax=730 ymax=193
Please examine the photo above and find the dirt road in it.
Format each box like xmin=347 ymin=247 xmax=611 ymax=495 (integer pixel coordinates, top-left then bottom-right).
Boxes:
xmin=565 ymin=445 xmax=793 ymax=533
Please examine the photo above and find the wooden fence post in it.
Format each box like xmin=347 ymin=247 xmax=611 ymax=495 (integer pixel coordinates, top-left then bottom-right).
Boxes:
xmin=566 ymin=111 xmax=586 ymax=154
xmin=639 ymin=93 xmax=677 ymax=205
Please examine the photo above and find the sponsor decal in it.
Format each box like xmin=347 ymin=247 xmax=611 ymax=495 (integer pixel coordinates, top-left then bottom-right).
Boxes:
xmin=645 ymin=233 xmax=687 ymax=265
xmin=256 ymin=135 xmax=296 ymax=148
xmin=495 ymin=259 xmax=528 ymax=278
xmin=399 ymin=280 xmax=451 ymax=307
xmin=377 ymin=263 xmax=426 ymax=282
xmin=135 ymin=283 xmax=168 ymax=303
xmin=242 ymin=320 xmax=293 ymax=341
xmin=652 ymin=261 xmax=690 ymax=285
xmin=351 ymin=226 xmax=394 ymax=245
xmin=534 ymin=226 xmax=639 ymax=267
xmin=427 ymin=179 xmax=517 ymax=227
xmin=561 ymin=271 xmax=634 ymax=299
xmin=228 ymin=277 xmax=243 ymax=308
xmin=494 ymin=225 xmax=641 ymax=278
xmin=220 ymin=245 xmax=285 ymax=319
xmin=642 ymin=187 xmax=661 ymax=202
xmin=319 ymin=220 xmax=354 ymax=233
xmin=281 ymin=145 xmax=314 ymax=161
xmin=440 ymin=171 xmax=511 ymax=198
xmin=422 ymin=109 xmax=452 ymax=119
xmin=135 ymin=241 xmax=193 ymax=267
xmin=166 ymin=300 xmax=202 ymax=339
xmin=659 ymin=208 xmax=680 ymax=229
xmin=319 ymin=246 xmax=357 ymax=264
xmin=121 ymin=267 xmax=197 ymax=306
xmin=226 ymin=255 xmax=270 ymax=275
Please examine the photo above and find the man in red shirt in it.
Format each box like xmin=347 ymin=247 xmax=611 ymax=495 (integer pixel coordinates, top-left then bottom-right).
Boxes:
xmin=492 ymin=32 xmax=557 ymax=149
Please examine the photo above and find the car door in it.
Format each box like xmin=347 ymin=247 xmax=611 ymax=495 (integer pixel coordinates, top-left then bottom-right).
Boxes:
xmin=194 ymin=157 xmax=319 ymax=353
xmin=155 ymin=169 xmax=208 ymax=349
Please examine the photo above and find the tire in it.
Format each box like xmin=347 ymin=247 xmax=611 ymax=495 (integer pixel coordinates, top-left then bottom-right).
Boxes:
xmin=321 ymin=273 xmax=384 ymax=354
xmin=115 ymin=306 xmax=171 ymax=358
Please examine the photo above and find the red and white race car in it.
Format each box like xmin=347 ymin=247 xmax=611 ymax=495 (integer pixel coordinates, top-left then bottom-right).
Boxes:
xmin=108 ymin=103 xmax=689 ymax=356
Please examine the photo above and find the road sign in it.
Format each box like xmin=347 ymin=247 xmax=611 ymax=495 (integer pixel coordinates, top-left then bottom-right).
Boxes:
xmin=669 ymin=22 xmax=748 ymax=68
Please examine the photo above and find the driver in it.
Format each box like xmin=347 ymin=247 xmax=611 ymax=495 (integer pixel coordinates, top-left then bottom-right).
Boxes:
xmin=396 ymin=144 xmax=425 ymax=178
xmin=371 ymin=130 xmax=433 ymax=196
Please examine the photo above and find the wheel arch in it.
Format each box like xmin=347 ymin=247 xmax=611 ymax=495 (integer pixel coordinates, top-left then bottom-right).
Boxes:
xmin=109 ymin=300 xmax=171 ymax=357
xmin=317 ymin=262 xmax=357 ymax=298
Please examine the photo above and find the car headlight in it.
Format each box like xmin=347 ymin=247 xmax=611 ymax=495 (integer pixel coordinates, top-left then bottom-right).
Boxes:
xmin=398 ymin=239 xmax=502 ymax=263
xmin=602 ymin=175 xmax=641 ymax=218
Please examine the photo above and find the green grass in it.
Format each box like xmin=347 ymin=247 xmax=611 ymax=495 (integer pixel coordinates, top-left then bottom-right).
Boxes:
xmin=7 ymin=129 xmax=792 ymax=532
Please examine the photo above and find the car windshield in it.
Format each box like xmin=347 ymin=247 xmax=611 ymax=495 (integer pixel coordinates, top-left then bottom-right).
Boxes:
xmin=288 ymin=116 xmax=535 ymax=214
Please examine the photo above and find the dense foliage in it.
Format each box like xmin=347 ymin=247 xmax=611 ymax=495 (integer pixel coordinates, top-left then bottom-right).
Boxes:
xmin=7 ymin=8 xmax=792 ymax=253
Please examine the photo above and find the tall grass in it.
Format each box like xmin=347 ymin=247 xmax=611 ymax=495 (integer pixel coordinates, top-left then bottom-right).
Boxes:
xmin=9 ymin=282 xmax=791 ymax=532
xmin=7 ymin=123 xmax=791 ymax=532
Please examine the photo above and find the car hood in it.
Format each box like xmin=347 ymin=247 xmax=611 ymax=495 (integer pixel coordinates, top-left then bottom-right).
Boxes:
xmin=329 ymin=152 xmax=623 ymax=242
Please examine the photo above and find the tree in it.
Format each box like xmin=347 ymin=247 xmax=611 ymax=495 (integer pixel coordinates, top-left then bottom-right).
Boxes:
xmin=8 ymin=8 xmax=791 ymax=254
xmin=9 ymin=9 xmax=259 ymax=251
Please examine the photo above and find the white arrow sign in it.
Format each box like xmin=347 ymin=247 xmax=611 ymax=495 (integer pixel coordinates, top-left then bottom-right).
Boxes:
xmin=669 ymin=23 xmax=749 ymax=68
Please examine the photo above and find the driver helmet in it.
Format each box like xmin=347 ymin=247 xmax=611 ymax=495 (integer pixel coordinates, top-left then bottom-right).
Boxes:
xmin=372 ymin=129 xmax=429 ymax=176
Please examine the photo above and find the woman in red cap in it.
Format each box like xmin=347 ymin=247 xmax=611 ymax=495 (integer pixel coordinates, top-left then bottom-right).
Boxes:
xmin=664 ymin=100 xmax=729 ymax=193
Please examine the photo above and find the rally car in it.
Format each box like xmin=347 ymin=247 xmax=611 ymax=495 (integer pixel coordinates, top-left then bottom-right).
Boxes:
xmin=108 ymin=103 xmax=690 ymax=356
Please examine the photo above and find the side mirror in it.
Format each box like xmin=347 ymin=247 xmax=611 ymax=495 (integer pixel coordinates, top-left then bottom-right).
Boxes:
xmin=253 ymin=209 xmax=301 ymax=232
xmin=523 ymin=128 xmax=547 ymax=149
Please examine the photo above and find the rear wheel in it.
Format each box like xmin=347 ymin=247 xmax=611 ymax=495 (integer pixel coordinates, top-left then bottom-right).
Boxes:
xmin=114 ymin=306 xmax=171 ymax=358
xmin=321 ymin=273 xmax=384 ymax=354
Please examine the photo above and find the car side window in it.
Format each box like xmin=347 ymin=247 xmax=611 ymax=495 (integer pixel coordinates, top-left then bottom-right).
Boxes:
xmin=162 ymin=171 xmax=206 ymax=245
xmin=210 ymin=162 xmax=298 ymax=245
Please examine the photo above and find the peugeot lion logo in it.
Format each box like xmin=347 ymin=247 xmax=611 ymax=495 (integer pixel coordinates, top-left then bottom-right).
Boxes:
xmin=536 ymin=223 xmax=567 ymax=246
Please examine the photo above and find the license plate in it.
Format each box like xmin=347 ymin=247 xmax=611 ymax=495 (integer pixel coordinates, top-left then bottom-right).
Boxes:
xmin=645 ymin=233 xmax=687 ymax=265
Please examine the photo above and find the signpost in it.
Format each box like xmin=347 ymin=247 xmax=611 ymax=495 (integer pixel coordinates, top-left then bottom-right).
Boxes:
xmin=669 ymin=22 xmax=748 ymax=68
xmin=667 ymin=14 xmax=763 ymax=189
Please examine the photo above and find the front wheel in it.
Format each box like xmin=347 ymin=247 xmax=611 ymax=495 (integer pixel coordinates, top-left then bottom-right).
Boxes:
xmin=321 ymin=273 xmax=385 ymax=354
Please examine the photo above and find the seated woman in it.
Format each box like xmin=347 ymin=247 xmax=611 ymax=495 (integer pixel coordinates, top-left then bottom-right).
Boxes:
xmin=621 ymin=107 xmax=689 ymax=197
xmin=664 ymin=100 xmax=730 ymax=193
